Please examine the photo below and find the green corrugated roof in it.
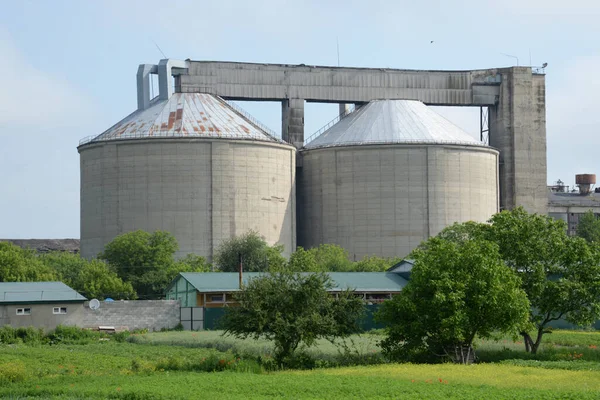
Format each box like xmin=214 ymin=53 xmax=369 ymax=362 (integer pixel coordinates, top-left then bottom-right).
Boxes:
xmin=0 ymin=282 xmax=87 ymax=303
xmin=176 ymin=272 xmax=407 ymax=293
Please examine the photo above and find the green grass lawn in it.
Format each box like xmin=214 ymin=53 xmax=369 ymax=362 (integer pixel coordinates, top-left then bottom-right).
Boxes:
xmin=1 ymin=329 xmax=599 ymax=399
xmin=128 ymin=329 xmax=383 ymax=364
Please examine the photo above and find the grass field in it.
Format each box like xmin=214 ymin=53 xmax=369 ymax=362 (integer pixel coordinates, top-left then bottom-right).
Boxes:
xmin=1 ymin=329 xmax=599 ymax=399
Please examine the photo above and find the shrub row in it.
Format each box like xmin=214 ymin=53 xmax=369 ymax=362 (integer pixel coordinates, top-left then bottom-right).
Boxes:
xmin=0 ymin=325 xmax=135 ymax=345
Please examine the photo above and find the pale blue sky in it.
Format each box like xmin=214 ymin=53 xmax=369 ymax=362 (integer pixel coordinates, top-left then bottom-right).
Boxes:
xmin=0 ymin=0 xmax=598 ymax=238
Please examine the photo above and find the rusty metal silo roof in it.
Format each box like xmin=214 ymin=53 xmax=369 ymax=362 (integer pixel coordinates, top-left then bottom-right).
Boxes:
xmin=80 ymin=93 xmax=282 ymax=146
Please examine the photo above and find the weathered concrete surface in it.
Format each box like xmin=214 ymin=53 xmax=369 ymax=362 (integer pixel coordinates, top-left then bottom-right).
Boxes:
xmin=181 ymin=61 xmax=502 ymax=105
xmin=299 ymin=144 xmax=499 ymax=259
xmin=0 ymin=302 xmax=86 ymax=330
xmin=180 ymin=61 xmax=546 ymax=215
xmin=0 ymin=300 xmax=181 ymax=332
xmin=79 ymin=139 xmax=296 ymax=260
xmin=489 ymin=69 xmax=547 ymax=214
xmin=82 ymin=300 xmax=180 ymax=331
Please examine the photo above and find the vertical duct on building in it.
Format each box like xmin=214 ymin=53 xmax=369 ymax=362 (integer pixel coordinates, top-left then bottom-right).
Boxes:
xmin=137 ymin=64 xmax=158 ymax=111
xmin=158 ymin=59 xmax=189 ymax=100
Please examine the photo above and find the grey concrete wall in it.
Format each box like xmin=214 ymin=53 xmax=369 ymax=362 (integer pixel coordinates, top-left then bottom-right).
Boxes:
xmin=0 ymin=302 xmax=86 ymax=330
xmin=299 ymin=144 xmax=498 ymax=259
xmin=82 ymin=300 xmax=180 ymax=331
xmin=79 ymin=138 xmax=296 ymax=260
xmin=180 ymin=61 xmax=545 ymax=215
xmin=0 ymin=301 xmax=180 ymax=332
xmin=489 ymin=69 xmax=547 ymax=214
xmin=181 ymin=61 xmax=501 ymax=105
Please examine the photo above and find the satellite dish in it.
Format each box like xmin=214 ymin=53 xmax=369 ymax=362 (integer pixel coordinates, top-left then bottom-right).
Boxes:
xmin=89 ymin=299 xmax=100 ymax=310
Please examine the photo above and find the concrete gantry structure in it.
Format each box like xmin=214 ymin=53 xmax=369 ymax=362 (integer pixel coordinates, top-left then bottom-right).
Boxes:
xmin=179 ymin=61 xmax=547 ymax=214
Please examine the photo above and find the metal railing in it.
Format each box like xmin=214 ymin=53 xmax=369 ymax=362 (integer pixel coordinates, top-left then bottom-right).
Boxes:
xmin=302 ymin=138 xmax=492 ymax=150
xmin=79 ymin=131 xmax=286 ymax=147
xmin=303 ymin=105 xmax=356 ymax=146
xmin=224 ymin=100 xmax=281 ymax=141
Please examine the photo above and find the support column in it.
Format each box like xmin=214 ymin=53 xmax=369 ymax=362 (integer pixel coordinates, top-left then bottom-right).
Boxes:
xmin=282 ymin=98 xmax=305 ymax=148
xmin=489 ymin=67 xmax=547 ymax=214
xmin=339 ymin=103 xmax=351 ymax=117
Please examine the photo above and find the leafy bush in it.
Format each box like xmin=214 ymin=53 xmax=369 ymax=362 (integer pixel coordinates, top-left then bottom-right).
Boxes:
xmin=0 ymin=361 xmax=27 ymax=384
xmin=0 ymin=326 xmax=45 ymax=345
xmin=46 ymin=325 xmax=104 ymax=345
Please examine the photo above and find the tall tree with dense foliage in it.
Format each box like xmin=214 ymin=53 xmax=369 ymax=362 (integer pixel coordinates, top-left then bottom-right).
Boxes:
xmin=222 ymin=271 xmax=364 ymax=365
xmin=0 ymin=242 xmax=56 ymax=282
xmin=99 ymin=230 xmax=210 ymax=299
xmin=285 ymin=246 xmax=319 ymax=272
xmin=40 ymin=252 xmax=136 ymax=299
xmin=487 ymin=208 xmax=600 ymax=353
xmin=377 ymin=236 xmax=529 ymax=363
xmin=434 ymin=208 xmax=600 ymax=354
xmin=214 ymin=231 xmax=286 ymax=272
xmin=310 ymin=244 xmax=353 ymax=271
xmin=576 ymin=210 xmax=600 ymax=243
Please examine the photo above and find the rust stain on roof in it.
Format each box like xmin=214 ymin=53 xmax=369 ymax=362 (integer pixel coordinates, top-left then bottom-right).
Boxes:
xmin=89 ymin=93 xmax=279 ymax=143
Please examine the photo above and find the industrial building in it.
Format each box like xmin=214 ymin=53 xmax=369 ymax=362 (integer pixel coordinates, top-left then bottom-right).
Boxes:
xmin=78 ymin=59 xmax=547 ymax=260
xmin=299 ymin=100 xmax=498 ymax=258
xmin=548 ymin=174 xmax=600 ymax=236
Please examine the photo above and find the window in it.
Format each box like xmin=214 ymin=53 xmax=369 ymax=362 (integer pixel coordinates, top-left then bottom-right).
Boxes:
xmin=53 ymin=307 xmax=67 ymax=315
xmin=210 ymin=295 xmax=224 ymax=303
xmin=16 ymin=308 xmax=31 ymax=316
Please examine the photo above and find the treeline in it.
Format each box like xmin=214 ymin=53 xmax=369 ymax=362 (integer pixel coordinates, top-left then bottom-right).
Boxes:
xmin=0 ymin=230 xmax=399 ymax=300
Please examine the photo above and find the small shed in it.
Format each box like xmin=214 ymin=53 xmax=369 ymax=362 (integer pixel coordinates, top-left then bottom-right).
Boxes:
xmin=0 ymin=282 xmax=87 ymax=330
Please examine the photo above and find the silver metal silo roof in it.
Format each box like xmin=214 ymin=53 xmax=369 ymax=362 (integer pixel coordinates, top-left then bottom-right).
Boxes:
xmin=304 ymin=100 xmax=483 ymax=149
xmin=80 ymin=93 xmax=281 ymax=145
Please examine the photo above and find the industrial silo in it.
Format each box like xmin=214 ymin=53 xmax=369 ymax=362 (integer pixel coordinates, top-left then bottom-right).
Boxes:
xmin=298 ymin=100 xmax=498 ymax=259
xmin=79 ymin=93 xmax=296 ymax=260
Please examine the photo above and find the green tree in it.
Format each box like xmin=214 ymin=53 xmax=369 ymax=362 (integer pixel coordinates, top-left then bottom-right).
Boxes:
xmin=222 ymin=271 xmax=364 ymax=365
xmin=309 ymin=244 xmax=352 ymax=271
xmin=285 ymin=246 xmax=319 ymax=272
xmin=488 ymin=208 xmax=600 ymax=353
xmin=0 ymin=242 xmax=56 ymax=282
xmin=99 ymin=230 xmax=178 ymax=279
xmin=576 ymin=211 xmax=600 ymax=243
xmin=351 ymin=255 xmax=399 ymax=272
xmin=377 ymin=236 xmax=529 ymax=364
xmin=99 ymin=230 xmax=209 ymax=299
xmin=40 ymin=252 xmax=136 ymax=300
xmin=214 ymin=231 xmax=286 ymax=272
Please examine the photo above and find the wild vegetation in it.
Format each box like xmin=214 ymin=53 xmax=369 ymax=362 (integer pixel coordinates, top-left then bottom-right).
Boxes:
xmin=1 ymin=328 xmax=600 ymax=399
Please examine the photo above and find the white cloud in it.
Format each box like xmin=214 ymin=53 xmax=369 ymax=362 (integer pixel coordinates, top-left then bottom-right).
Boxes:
xmin=0 ymin=30 xmax=95 ymax=128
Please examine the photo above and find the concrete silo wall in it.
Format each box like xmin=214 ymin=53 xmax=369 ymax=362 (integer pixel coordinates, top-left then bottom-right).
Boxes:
xmin=79 ymin=139 xmax=296 ymax=260
xmin=298 ymin=144 xmax=498 ymax=259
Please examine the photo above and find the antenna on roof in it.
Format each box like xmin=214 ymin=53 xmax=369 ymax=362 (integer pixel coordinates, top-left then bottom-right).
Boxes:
xmin=336 ymin=37 xmax=340 ymax=67
xmin=151 ymin=39 xmax=167 ymax=59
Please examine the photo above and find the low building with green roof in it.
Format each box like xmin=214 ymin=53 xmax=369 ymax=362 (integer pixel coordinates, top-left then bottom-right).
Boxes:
xmin=166 ymin=272 xmax=408 ymax=330
xmin=0 ymin=282 xmax=87 ymax=330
